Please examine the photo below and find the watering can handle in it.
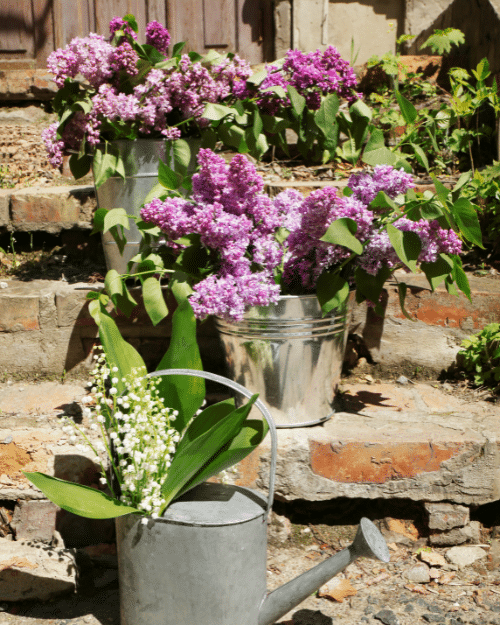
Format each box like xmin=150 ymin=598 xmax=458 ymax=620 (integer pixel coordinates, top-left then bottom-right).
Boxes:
xmin=146 ymin=368 xmax=278 ymax=521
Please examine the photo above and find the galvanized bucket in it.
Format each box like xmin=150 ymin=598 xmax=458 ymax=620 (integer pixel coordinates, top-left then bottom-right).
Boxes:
xmin=94 ymin=138 xmax=200 ymax=274
xmin=116 ymin=368 xmax=278 ymax=625
xmin=94 ymin=140 xmax=167 ymax=274
xmin=214 ymin=294 xmax=350 ymax=428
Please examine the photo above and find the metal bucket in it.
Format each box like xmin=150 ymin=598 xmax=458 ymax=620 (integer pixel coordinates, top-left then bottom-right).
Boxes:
xmin=214 ymin=294 xmax=350 ymax=428
xmin=94 ymin=140 xmax=167 ymax=274
xmin=94 ymin=138 xmax=200 ymax=274
xmin=116 ymin=368 xmax=278 ymax=625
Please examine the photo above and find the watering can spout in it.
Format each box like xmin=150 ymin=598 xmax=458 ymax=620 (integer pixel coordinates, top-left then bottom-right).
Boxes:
xmin=258 ymin=517 xmax=390 ymax=625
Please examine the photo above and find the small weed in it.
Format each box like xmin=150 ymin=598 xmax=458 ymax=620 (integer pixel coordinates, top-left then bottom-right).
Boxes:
xmin=457 ymin=323 xmax=500 ymax=391
xmin=0 ymin=165 xmax=14 ymax=189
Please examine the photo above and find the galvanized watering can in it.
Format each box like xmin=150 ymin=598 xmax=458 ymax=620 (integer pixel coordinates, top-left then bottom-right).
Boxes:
xmin=116 ymin=369 xmax=390 ymax=625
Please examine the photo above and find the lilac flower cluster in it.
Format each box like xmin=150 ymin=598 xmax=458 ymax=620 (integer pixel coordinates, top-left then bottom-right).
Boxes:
xmin=141 ymin=152 xmax=464 ymax=321
xmin=43 ymin=17 xmax=252 ymax=168
xmin=145 ymin=20 xmax=171 ymax=54
xmin=233 ymin=45 xmax=360 ymax=115
xmin=347 ymin=165 xmax=415 ymax=205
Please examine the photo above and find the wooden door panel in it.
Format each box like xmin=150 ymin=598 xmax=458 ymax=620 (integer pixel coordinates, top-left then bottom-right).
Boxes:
xmin=203 ymin=0 xmax=235 ymax=49
xmin=0 ymin=1 xmax=35 ymax=57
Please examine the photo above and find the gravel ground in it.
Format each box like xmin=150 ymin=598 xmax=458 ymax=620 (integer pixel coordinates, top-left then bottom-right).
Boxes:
xmin=0 ymin=521 xmax=499 ymax=625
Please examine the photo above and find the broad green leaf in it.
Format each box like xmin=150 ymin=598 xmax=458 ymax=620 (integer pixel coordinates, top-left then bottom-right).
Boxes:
xmin=172 ymin=41 xmax=186 ymax=57
xmin=350 ymin=99 xmax=372 ymax=121
xmin=246 ymin=68 xmax=268 ymax=85
xmin=158 ymin=160 xmax=182 ymax=189
xmin=445 ymin=275 xmax=458 ymax=296
xmin=93 ymin=149 xmax=123 ymax=189
xmin=69 ymin=154 xmax=92 ymax=179
xmin=386 ymin=224 xmax=422 ymax=272
xmin=252 ymin=109 xmax=263 ymax=140
xmin=316 ymin=272 xmax=349 ymax=315
xmin=261 ymin=85 xmax=288 ymax=98
xmin=261 ymin=114 xmax=289 ymax=134
xmin=203 ymin=102 xmax=237 ymax=121
xmin=155 ymin=275 xmax=204 ymax=433
xmin=176 ymin=418 xmax=268 ymax=498
xmin=88 ymin=300 xmax=146 ymax=393
xmin=320 ymin=217 xmax=363 ymax=254
xmin=103 ymin=208 xmax=130 ymax=233
xmin=143 ymin=182 xmax=168 ymax=204
xmin=123 ymin=14 xmax=139 ymax=32
xmin=472 ymin=58 xmax=490 ymax=82
xmin=409 ymin=142 xmax=429 ymax=172
xmin=23 ymin=472 xmax=139 ymax=519
xmin=354 ymin=266 xmax=392 ymax=305
xmin=104 ymin=269 xmax=137 ymax=318
xmin=397 ymin=283 xmax=415 ymax=321
xmin=314 ymin=94 xmax=340 ymax=138
xmin=218 ymin=122 xmax=247 ymax=152
xmin=451 ymin=255 xmax=471 ymax=300
xmin=364 ymin=128 xmax=386 ymax=152
xmin=172 ymin=139 xmax=192 ymax=173
xmin=420 ymin=28 xmax=464 ymax=55
xmin=452 ymin=170 xmax=473 ymax=193
xmin=369 ymin=191 xmax=398 ymax=211
xmin=395 ymin=91 xmax=418 ymax=124
xmin=363 ymin=145 xmax=403 ymax=168
xmin=287 ymin=85 xmax=306 ymax=117
xmin=450 ymin=197 xmax=483 ymax=247
xmin=175 ymin=399 xmax=236 ymax=455
xmin=141 ymin=276 xmax=169 ymax=326
xmin=421 ymin=253 xmax=453 ymax=291
xmin=159 ymin=395 xmax=258 ymax=511
xmin=430 ymin=174 xmax=451 ymax=205
xmin=201 ymin=49 xmax=222 ymax=64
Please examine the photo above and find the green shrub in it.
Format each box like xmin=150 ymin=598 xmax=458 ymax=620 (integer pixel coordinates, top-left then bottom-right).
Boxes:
xmin=457 ymin=323 xmax=500 ymax=389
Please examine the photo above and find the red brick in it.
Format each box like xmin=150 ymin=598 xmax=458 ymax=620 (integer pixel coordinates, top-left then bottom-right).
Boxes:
xmin=310 ymin=441 xmax=466 ymax=483
xmin=0 ymin=295 xmax=39 ymax=332
xmin=10 ymin=500 xmax=58 ymax=542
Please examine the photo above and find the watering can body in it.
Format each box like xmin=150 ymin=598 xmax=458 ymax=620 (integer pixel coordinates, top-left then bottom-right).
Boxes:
xmin=116 ymin=369 xmax=391 ymax=625
xmin=116 ymin=482 xmax=269 ymax=625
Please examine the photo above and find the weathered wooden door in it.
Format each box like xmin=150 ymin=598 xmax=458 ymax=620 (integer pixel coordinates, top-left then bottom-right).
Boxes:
xmin=167 ymin=0 xmax=273 ymax=64
xmin=0 ymin=0 xmax=271 ymax=68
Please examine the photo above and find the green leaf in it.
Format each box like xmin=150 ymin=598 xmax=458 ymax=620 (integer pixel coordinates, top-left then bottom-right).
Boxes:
xmin=159 ymin=395 xmax=258 ymax=511
xmin=314 ymin=94 xmax=340 ymax=138
xmin=354 ymin=266 xmax=392 ymax=305
xmin=103 ymin=208 xmax=130 ymax=233
xmin=69 ymin=154 xmax=92 ymax=179
xmin=155 ymin=275 xmax=204 ymax=433
xmin=420 ymin=28 xmax=465 ymax=55
xmin=369 ymin=191 xmax=398 ymax=211
xmin=261 ymin=85 xmax=288 ymax=98
xmin=450 ymin=197 xmax=483 ymax=248
xmin=143 ymin=182 xmax=168 ymax=204
xmin=472 ymin=58 xmax=490 ymax=82
xmin=252 ymin=108 xmax=263 ymax=140
xmin=140 ymin=276 xmax=168 ymax=326
xmin=320 ymin=217 xmax=363 ymax=254
xmin=203 ymin=102 xmax=237 ymax=121
xmin=172 ymin=139 xmax=192 ymax=174
xmin=386 ymin=224 xmax=422 ymax=272
xmin=397 ymin=283 xmax=415 ymax=321
xmin=395 ymin=91 xmax=418 ymax=124
xmin=175 ymin=399 xmax=236 ymax=454
xmin=123 ymin=14 xmax=139 ymax=33
xmin=246 ymin=68 xmax=268 ymax=86
xmin=451 ymin=255 xmax=471 ymax=300
xmin=176 ymin=418 xmax=268 ymax=498
xmin=23 ymin=472 xmax=140 ymax=519
xmin=421 ymin=254 xmax=454 ymax=291
xmin=88 ymin=299 xmax=146 ymax=394
xmin=158 ymin=160 xmax=182 ymax=190
xmin=316 ymin=273 xmax=349 ymax=315
xmin=92 ymin=148 xmax=123 ymax=189
xmin=104 ymin=269 xmax=137 ymax=318
xmin=430 ymin=174 xmax=451 ymax=205
xmin=409 ymin=142 xmax=429 ymax=172
xmin=172 ymin=41 xmax=186 ymax=57
xmin=218 ymin=122 xmax=247 ymax=152
xmin=287 ymin=85 xmax=306 ymax=117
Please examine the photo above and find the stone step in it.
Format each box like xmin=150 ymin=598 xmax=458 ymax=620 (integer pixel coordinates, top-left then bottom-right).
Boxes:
xmin=0 ymin=378 xmax=497 ymax=549
xmin=0 ymin=272 xmax=498 ymax=377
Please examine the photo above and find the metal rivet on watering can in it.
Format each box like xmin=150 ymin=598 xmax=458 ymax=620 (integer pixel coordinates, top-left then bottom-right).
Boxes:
xmin=116 ymin=369 xmax=390 ymax=625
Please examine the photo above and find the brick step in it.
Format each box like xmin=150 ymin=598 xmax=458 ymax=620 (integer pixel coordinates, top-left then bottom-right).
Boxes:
xmin=0 ymin=273 xmax=498 ymax=378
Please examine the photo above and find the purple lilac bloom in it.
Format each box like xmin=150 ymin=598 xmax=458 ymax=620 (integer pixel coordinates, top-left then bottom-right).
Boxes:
xmin=41 ymin=123 xmax=65 ymax=168
xmin=109 ymin=17 xmax=138 ymax=40
xmin=347 ymin=165 xmax=415 ymax=205
xmin=357 ymin=218 xmax=462 ymax=276
xmin=145 ymin=21 xmax=171 ymax=54
xmin=283 ymin=188 xmax=374 ymax=290
xmin=110 ymin=42 xmax=139 ymax=76
xmin=47 ymin=34 xmax=115 ymax=88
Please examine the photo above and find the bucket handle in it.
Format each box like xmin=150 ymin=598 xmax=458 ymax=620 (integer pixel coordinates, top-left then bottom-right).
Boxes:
xmin=146 ymin=368 xmax=277 ymax=521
